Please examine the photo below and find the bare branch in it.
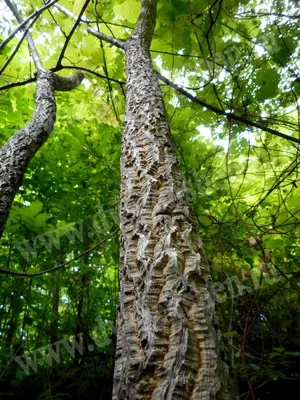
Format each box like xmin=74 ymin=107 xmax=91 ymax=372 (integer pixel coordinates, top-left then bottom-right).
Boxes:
xmin=0 ymin=0 xmax=59 ymax=52
xmin=157 ymin=73 xmax=300 ymax=146
xmin=54 ymin=3 xmax=125 ymax=49
xmin=0 ymin=77 xmax=35 ymax=91
xmin=54 ymin=70 xmax=85 ymax=91
xmin=0 ymin=65 xmax=123 ymax=91
xmin=236 ymin=11 xmax=300 ymax=20
xmin=0 ymin=15 xmax=38 ymax=76
xmin=87 ymin=27 xmax=126 ymax=49
xmin=82 ymin=17 xmax=298 ymax=146
xmin=4 ymin=0 xmax=44 ymax=71
xmin=52 ymin=65 xmax=125 ymax=85
xmin=56 ymin=0 xmax=91 ymax=68
xmin=2 ymin=3 xmax=297 ymax=146
xmin=0 ymin=228 xmax=119 ymax=277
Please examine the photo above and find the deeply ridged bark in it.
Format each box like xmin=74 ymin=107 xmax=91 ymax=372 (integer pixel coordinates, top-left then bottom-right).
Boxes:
xmin=0 ymin=70 xmax=83 ymax=239
xmin=113 ymin=1 xmax=232 ymax=398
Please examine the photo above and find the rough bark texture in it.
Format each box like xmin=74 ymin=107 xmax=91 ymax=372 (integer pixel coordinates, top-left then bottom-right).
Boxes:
xmin=0 ymin=70 xmax=83 ymax=238
xmin=113 ymin=1 xmax=233 ymax=399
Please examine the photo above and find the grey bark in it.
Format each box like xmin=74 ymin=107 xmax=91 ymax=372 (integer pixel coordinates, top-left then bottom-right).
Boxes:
xmin=0 ymin=70 xmax=84 ymax=239
xmin=113 ymin=0 xmax=234 ymax=399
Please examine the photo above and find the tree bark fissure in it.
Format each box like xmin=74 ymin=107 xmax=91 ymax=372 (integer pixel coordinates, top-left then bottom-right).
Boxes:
xmin=113 ymin=1 xmax=231 ymax=399
xmin=0 ymin=70 xmax=84 ymax=238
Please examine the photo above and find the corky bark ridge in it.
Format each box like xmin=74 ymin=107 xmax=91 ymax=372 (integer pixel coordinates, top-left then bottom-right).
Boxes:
xmin=113 ymin=1 xmax=233 ymax=399
xmin=0 ymin=70 xmax=84 ymax=238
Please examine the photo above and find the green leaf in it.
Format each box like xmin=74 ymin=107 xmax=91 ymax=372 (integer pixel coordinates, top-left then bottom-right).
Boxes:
xmin=224 ymin=330 xmax=239 ymax=337
xmin=30 ymin=200 xmax=43 ymax=216
xmin=274 ymin=347 xmax=285 ymax=353
xmin=255 ymin=68 xmax=280 ymax=101
xmin=285 ymin=352 xmax=300 ymax=356
xmin=272 ymin=36 xmax=297 ymax=66
xmin=171 ymin=0 xmax=189 ymax=15
xmin=114 ymin=0 xmax=140 ymax=23
xmin=244 ymin=257 xmax=253 ymax=267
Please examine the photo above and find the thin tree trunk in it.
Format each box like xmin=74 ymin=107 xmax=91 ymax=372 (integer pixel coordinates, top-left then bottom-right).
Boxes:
xmin=113 ymin=1 xmax=233 ymax=399
xmin=0 ymin=70 xmax=83 ymax=239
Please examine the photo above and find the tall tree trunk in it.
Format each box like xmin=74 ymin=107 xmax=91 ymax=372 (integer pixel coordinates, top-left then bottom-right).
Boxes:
xmin=113 ymin=1 xmax=233 ymax=399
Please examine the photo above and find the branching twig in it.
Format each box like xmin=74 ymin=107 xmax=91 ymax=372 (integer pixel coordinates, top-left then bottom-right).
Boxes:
xmin=0 ymin=15 xmax=38 ymax=76
xmin=4 ymin=0 xmax=43 ymax=70
xmin=0 ymin=0 xmax=59 ymax=52
xmin=56 ymin=0 xmax=91 ymax=68
xmin=0 ymin=228 xmax=119 ymax=277
xmin=3 ymin=1 xmax=299 ymax=147
xmin=54 ymin=3 xmax=126 ymax=49
xmin=157 ymin=73 xmax=300 ymax=145
xmin=52 ymin=64 xmax=125 ymax=85
xmin=0 ymin=77 xmax=36 ymax=91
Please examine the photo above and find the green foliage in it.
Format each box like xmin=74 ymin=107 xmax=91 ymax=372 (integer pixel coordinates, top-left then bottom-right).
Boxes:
xmin=1 ymin=0 xmax=300 ymax=398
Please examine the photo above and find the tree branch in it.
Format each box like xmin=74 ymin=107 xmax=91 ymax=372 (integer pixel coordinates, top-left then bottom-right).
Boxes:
xmin=2 ymin=2 xmax=298 ymax=146
xmin=53 ymin=3 xmax=125 ymax=49
xmin=0 ymin=77 xmax=36 ymax=91
xmin=0 ymin=18 xmax=34 ymax=76
xmin=236 ymin=11 xmax=300 ymax=20
xmin=54 ymin=70 xmax=85 ymax=91
xmin=79 ymin=14 xmax=299 ymax=146
xmin=0 ymin=228 xmax=119 ymax=277
xmin=53 ymin=65 xmax=125 ymax=85
xmin=157 ymin=73 xmax=300 ymax=145
xmin=0 ymin=0 xmax=59 ymax=52
xmin=56 ymin=0 xmax=91 ymax=68
xmin=87 ymin=27 xmax=126 ymax=49
xmin=4 ymin=0 xmax=44 ymax=71
xmin=0 ymin=69 xmax=84 ymax=238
